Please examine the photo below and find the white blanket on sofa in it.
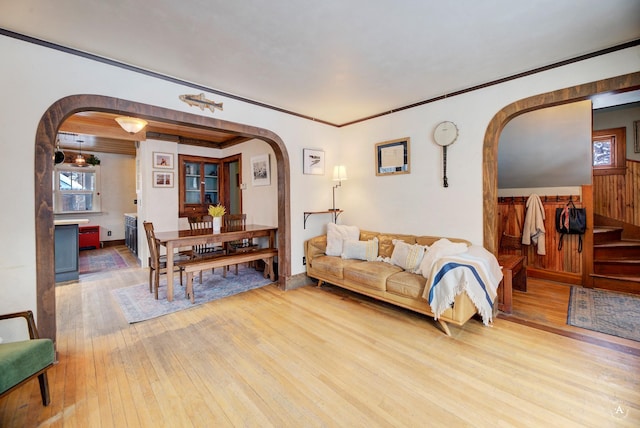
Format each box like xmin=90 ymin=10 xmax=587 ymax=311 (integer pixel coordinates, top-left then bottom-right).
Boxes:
xmin=422 ymin=245 xmax=503 ymax=325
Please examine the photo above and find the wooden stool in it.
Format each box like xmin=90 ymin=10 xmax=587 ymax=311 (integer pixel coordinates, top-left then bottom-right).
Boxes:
xmin=497 ymin=254 xmax=526 ymax=314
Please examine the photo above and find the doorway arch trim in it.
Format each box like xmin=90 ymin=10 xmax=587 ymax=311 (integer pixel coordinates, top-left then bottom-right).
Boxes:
xmin=483 ymin=72 xmax=640 ymax=254
xmin=35 ymin=94 xmax=291 ymax=341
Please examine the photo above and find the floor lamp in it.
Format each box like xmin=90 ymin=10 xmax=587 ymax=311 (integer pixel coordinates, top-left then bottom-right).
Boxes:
xmin=331 ymin=165 xmax=347 ymax=223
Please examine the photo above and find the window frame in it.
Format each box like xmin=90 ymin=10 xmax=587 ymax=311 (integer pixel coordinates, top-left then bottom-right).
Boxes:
xmin=592 ymin=127 xmax=626 ymax=176
xmin=54 ymin=164 xmax=101 ymax=214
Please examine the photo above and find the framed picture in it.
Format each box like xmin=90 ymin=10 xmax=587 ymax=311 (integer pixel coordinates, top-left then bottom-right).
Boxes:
xmin=153 ymin=152 xmax=173 ymax=169
xmin=251 ymin=154 xmax=271 ymax=186
xmin=635 ymin=120 xmax=640 ymax=153
xmin=303 ymin=148 xmax=325 ymax=175
xmin=153 ymin=171 xmax=173 ymax=188
xmin=375 ymin=137 xmax=410 ymax=176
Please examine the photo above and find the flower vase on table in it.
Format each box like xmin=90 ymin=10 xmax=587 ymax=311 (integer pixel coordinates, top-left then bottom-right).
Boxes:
xmin=208 ymin=204 xmax=226 ymax=233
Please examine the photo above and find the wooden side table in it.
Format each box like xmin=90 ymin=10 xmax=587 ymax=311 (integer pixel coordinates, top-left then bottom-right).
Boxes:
xmin=496 ymin=255 xmax=526 ymax=314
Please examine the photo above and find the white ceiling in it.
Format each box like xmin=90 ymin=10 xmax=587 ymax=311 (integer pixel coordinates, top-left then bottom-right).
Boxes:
xmin=1 ymin=0 xmax=639 ymax=125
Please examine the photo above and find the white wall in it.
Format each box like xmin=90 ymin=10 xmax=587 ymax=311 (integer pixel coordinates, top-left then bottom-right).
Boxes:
xmin=0 ymin=33 xmax=639 ymax=333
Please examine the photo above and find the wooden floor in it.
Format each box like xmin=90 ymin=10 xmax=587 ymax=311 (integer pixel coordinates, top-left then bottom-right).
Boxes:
xmin=1 ymin=249 xmax=639 ymax=427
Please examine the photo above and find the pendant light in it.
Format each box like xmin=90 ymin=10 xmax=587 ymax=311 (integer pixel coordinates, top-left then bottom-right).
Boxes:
xmin=74 ymin=139 xmax=86 ymax=167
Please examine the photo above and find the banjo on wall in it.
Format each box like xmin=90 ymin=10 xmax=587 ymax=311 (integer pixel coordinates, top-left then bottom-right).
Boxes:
xmin=433 ymin=121 xmax=459 ymax=188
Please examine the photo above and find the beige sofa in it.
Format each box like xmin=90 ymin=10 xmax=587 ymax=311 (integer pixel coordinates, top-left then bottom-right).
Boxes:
xmin=304 ymin=230 xmax=487 ymax=336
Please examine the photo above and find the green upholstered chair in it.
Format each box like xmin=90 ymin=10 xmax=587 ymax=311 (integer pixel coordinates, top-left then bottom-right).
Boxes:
xmin=0 ymin=311 xmax=55 ymax=406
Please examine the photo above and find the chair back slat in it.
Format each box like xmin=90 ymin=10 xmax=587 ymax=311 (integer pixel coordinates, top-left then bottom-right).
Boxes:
xmin=143 ymin=221 xmax=161 ymax=269
xmin=188 ymin=215 xmax=220 ymax=254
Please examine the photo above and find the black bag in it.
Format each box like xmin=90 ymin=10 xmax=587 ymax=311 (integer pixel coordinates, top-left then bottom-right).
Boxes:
xmin=555 ymin=201 xmax=586 ymax=252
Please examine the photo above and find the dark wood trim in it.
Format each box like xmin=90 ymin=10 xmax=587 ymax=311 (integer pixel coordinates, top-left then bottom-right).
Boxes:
xmin=483 ymin=72 xmax=640 ymax=258
xmin=3 ymin=28 xmax=638 ymax=128
xmin=35 ymin=95 xmax=292 ymax=343
xmin=498 ymin=314 xmax=640 ymax=357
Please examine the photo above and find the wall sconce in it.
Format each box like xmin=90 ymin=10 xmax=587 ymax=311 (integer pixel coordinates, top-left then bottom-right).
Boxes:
xmin=115 ymin=116 xmax=148 ymax=134
xmin=331 ymin=165 xmax=347 ymax=221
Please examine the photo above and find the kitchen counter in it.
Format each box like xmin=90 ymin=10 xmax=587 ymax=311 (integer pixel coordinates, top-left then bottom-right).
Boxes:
xmin=54 ymin=218 xmax=89 ymax=226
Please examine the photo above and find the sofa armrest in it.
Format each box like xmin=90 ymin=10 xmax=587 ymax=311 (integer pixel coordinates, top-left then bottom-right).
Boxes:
xmin=305 ymin=235 xmax=327 ymax=265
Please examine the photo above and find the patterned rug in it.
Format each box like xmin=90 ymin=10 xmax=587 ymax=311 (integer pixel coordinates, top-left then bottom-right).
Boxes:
xmin=567 ymin=287 xmax=640 ymax=342
xmin=79 ymin=249 xmax=130 ymax=274
xmin=111 ymin=265 xmax=273 ymax=323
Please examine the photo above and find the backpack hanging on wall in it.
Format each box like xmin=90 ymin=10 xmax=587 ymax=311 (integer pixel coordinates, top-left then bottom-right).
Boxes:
xmin=555 ymin=200 xmax=586 ymax=253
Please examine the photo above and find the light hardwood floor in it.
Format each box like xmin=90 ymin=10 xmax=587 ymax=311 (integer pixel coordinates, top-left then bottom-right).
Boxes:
xmin=1 ymin=250 xmax=639 ymax=427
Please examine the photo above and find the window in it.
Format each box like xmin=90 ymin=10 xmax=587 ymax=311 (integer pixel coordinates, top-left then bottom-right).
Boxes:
xmin=54 ymin=165 xmax=101 ymax=213
xmin=592 ymin=127 xmax=626 ymax=175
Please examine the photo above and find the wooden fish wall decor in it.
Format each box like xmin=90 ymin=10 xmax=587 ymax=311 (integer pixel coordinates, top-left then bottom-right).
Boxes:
xmin=179 ymin=93 xmax=224 ymax=113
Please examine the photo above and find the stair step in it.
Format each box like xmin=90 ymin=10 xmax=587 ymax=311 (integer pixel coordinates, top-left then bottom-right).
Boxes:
xmin=594 ymin=239 xmax=640 ymax=260
xmin=594 ymin=259 xmax=640 ymax=276
xmin=593 ymin=226 xmax=623 ymax=244
xmin=591 ymin=274 xmax=640 ymax=295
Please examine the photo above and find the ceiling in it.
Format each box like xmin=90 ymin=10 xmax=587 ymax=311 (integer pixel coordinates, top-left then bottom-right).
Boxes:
xmin=2 ymin=1 xmax=640 ymax=133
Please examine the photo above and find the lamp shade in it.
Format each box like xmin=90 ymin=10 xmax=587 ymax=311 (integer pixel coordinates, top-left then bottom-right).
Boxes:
xmin=332 ymin=165 xmax=347 ymax=181
xmin=115 ymin=116 xmax=148 ymax=134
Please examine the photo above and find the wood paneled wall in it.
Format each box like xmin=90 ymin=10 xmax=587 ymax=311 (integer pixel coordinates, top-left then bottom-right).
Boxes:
xmin=593 ymin=159 xmax=640 ymax=226
xmin=498 ymin=195 xmax=583 ymax=275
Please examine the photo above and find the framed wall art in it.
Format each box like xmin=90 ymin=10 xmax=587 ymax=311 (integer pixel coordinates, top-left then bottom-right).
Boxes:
xmin=153 ymin=171 xmax=173 ymax=188
xmin=375 ymin=137 xmax=410 ymax=176
xmin=251 ymin=154 xmax=271 ymax=186
xmin=153 ymin=152 xmax=174 ymax=169
xmin=303 ymin=148 xmax=325 ymax=175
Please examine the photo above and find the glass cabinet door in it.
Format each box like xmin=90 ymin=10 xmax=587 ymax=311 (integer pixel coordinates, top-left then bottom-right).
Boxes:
xmin=179 ymin=155 xmax=222 ymax=217
xmin=203 ymin=162 xmax=218 ymax=205
xmin=184 ymin=161 xmax=201 ymax=204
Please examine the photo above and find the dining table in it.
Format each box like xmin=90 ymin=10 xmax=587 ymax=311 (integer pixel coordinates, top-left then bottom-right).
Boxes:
xmin=154 ymin=224 xmax=277 ymax=301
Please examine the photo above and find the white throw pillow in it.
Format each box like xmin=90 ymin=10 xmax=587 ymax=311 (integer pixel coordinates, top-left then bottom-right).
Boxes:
xmin=390 ymin=239 xmax=427 ymax=272
xmin=341 ymin=237 xmax=378 ymax=261
xmin=326 ymin=223 xmax=360 ymax=256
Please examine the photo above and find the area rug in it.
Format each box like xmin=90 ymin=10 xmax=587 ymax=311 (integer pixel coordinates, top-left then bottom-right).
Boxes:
xmin=79 ymin=249 xmax=130 ymax=274
xmin=567 ymin=287 xmax=640 ymax=342
xmin=111 ymin=265 xmax=273 ymax=323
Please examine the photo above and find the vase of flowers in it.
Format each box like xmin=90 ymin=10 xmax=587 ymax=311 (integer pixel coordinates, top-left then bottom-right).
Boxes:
xmin=208 ymin=204 xmax=226 ymax=233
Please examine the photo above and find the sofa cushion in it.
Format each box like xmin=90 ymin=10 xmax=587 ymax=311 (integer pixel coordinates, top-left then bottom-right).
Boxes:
xmin=344 ymin=261 xmax=402 ymax=291
xmin=312 ymin=255 xmax=363 ymax=279
xmin=386 ymin=271 xmax=427 ymax=299
xmin=326 ymin=223 xmax=360 ymax=256
xmin=342 ymin=238 xmax=378 ymax=261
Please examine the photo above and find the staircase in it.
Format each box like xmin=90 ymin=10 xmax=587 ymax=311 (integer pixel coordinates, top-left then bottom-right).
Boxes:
xmin=592 ymin=226 xmax=640 ymax=294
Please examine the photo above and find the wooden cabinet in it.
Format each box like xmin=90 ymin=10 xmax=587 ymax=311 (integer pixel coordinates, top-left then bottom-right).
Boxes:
xmin=179 ymin=155 xmax=222 ymax=217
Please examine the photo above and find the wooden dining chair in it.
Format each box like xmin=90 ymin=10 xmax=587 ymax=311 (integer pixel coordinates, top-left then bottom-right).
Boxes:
xmin=187 ymin=215 xmax=224 ymax=255
xmin=143 ymin=222 xmax=192 ymax=299
xmin=224 ymin=214 xmax=258 ymax=275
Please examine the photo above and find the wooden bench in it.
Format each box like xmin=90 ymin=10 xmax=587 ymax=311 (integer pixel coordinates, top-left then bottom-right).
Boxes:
xmin=183 ymin=248 xmax=278 ymax=303
xmin=497 ymin=254 xmax=526 ymax=314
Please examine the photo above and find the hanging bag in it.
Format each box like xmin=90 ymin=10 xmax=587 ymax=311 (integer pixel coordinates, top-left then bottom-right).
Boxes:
xmin=500 ymin=201 xmax=523 ymax=251
xmin=555 ymin=200 xmax=586 ymax=252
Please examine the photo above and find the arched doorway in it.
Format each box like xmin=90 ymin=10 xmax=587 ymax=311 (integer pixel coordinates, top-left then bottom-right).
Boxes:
xmin=35 ymin=95 xmax=292 ymax=342
xmin=483 ymin=72 xmax=640 ymax=257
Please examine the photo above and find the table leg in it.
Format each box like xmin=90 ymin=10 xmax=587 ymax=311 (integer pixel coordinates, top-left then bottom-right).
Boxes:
xmin=166 ymin=241 xmax=174 ymax=302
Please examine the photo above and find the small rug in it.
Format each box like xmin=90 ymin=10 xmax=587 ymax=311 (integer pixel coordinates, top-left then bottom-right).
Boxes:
xmin=567 ymin=287 xmax=640 ymax=342
xmin=79 ymin=249 xmax=129 ymax=274
xmin=111 ymin=265 xmax=273 ymax=323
